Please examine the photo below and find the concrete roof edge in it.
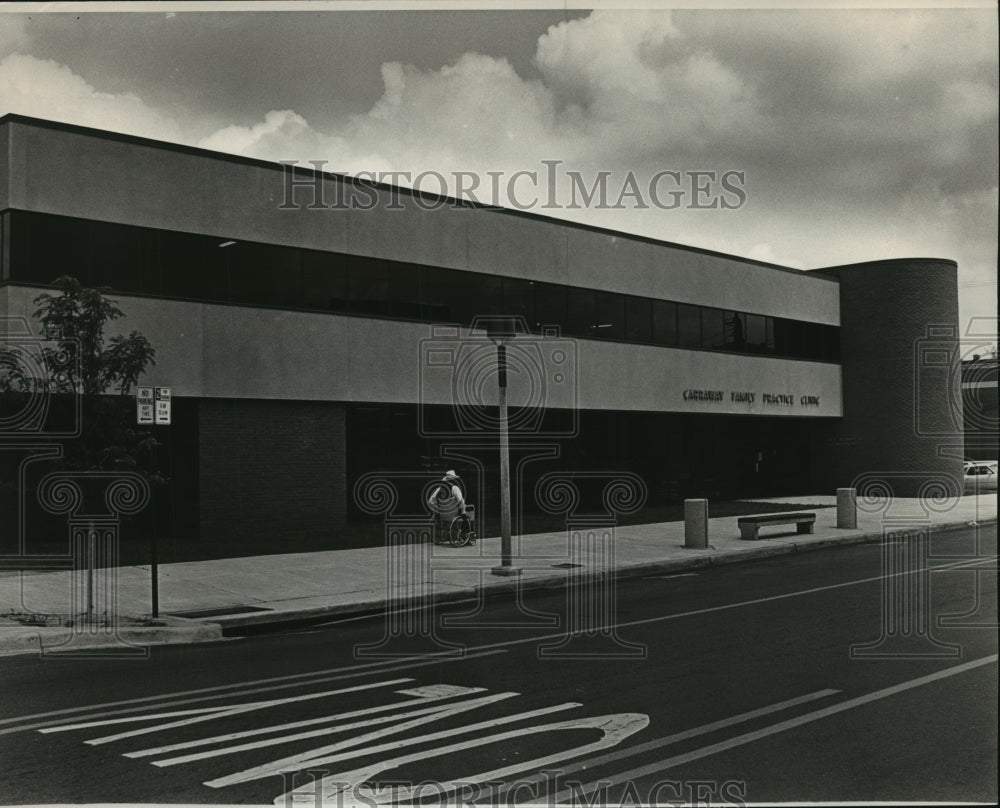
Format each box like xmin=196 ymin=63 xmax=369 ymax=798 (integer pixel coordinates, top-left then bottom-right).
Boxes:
xmin=0 ymin=113 xmax=843 ymax=284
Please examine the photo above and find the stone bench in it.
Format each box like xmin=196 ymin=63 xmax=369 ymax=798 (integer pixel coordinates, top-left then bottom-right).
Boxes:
xmin=738 ymin=512 xmax=816 ymax=541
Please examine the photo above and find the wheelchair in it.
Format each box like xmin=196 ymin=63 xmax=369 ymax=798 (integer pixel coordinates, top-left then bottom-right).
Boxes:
xmin=442 ymin=504 xmax=477 ymax=547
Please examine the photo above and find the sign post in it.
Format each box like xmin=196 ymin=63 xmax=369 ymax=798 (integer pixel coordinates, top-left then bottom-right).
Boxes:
xmin=138 ymin=385 xmax=171 ymax=617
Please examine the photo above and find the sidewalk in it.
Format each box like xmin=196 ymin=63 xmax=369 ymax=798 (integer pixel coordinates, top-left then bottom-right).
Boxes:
xmin=1 ymin=494 xmax=995 ymax=655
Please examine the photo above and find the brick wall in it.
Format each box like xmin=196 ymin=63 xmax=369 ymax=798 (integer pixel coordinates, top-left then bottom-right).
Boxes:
xmin=820 ymin=258 xmax=963 ymax=497
xmin=198 ymin=398 xmax=346 ymax=551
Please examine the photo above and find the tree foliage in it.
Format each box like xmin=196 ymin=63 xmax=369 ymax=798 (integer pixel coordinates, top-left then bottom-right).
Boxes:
xmin=1 ymin=277 xmax=160 ymax=475
xmin=32 ymin=276 xmax=156 ymax=396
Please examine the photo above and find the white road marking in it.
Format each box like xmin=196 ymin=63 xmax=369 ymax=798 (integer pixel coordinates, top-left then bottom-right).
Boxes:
xmin=40 ymin=679 xmax=412 ymax=736
xmin=149 ymin=693 xmax=496 ymax=766
xmin=284 ymin=712 xmax=651 ymax=806
xmin=3 ymin=650 xmax=506 ymax=736
xmin=494 ymin=688 xmax=841 ymax=800
xmin=85 ymin=680 xmax=432 ymax=746
xmin=455 ymin=553 xmax=1000 ymax=659
xmin=124 ymin=686 xmax=486 ymax=759
xmin=549 ymin=654 xmax=999 ymax=804
xmin=207 ymin=699 xmax=581 ymax=789
xmin=146 ymin=688 xmax=498 ymax=767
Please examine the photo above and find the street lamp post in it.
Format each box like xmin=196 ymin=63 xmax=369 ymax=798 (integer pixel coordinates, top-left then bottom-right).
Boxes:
xmin=487 ymin=318 xmax=521 ymax=577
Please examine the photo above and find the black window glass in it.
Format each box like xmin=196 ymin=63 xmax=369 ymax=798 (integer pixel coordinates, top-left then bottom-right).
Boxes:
xmin=502 ymin=277 xmax=533 ymax=328
xmin=624 ymin=295 xmax=651 ymax=342
xmin=1 ymin=212 xmax=8 ymax=282
xmin=566 ymin=288 xmax=596 ymax=337
xmin=723 ymin=311 xmax=746 ymax=350
xmin=473 ymin=275 xmax=504 ymax=323
xmin=348 ymin=257 xmax=389 ymax=315
xmin=533 ymin=282 xmax=566 ymax=334
xmin=0 ymin=211 xmax=840 ymax=363
xmin=595 ymin=292 xmax=625 ymax=339
xmin=423 ymin=267 xmax=497 ymax=327
xmin=387 ymin=261 xmax=424 ymax=319
xmin=823 ymin=325 xmax=840 ymax=361
xmin=301 ymin=250 xmax=348 ymax=311
xmin=701 ymin=307 xmax=725 ymax=349
xmin=160 ymin=229 xmax=229 ymax=301
xmin=90 ymin=220 xmax=152 ymax=295
xmin=783 ymin=320 xmax=807 ymax=358
xmin=11 ymin=211 xmax=92 ymax=287
xmin=800 ymin=322 xmax=825 ymax=360
xmin=745 ymin=314 xmax=766 ymax=353
xmin=227 ymin=241 xmax=301 ymax=307
xmin=770 ymin=318 xmax=792 ymax=356
xmin=677 ymin=303 xmax=701 ymax=347
xmin=652 ymin=300 xmax=677 ymax=345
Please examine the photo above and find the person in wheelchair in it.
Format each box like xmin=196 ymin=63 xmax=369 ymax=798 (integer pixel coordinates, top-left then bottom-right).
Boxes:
xmin=426 ymin=470 xmax=475 ymax=546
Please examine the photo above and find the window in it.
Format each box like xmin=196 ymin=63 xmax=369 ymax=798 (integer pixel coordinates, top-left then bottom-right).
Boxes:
xmin=301 ymin=249 xmax=348 ymax=311
xmin=227 ymin=241 xmax=301 ymax=307
xmin=534 ymin=282 xmax=566 ymax=333
xmin=783 ymin=320 xmax=808 ymax=359
xmin=769 ymin=318 xmax=792 ymax=356
xmin=502 ymin=277 xmax=534 ymax=327
xmin=0 ymin=211 xmax=843 ymax=362
xmin=745 ymin=314 xmax=767 ymax=353
xmin=595 ymin=292 xmax=625 ymax=340
xmin=722 ymin=312 xmax=744 ymax=350
xmin=566 ymin=288 xmax=596 ymax=337
xmin=677 ymin=303 xmax=701 ymax=347
xmin=387 ymin=261 xmax=424 ymax=319
xmin=822 ymin=325 xmax=840 ymax=361
xmin=90 ymin=219 xmax=155 ymax=295
xmin=10 ymin=211 xmax=92 ymax=287
xmin=422 ymin=266 xmax=495 ymax=326
xmin=624 ymin=295 xmax=651 ymax=342
xmin=160 ymin=229 xmax=229 ymax=301
xmin=348 ymin=257 xmax=389 ymax=315
xmin=652 ymin=300 xmax=677 ymax=345
xmin=0 ymin=212 xmax=8 ymax=282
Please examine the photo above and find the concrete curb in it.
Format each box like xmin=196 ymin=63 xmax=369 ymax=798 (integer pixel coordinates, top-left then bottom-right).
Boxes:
xmin=214 ymin=517 xmax=996 ymax=635
xmin=0 ymin=618 xmax=224 ymax=657
xmin=2 ymin=518 xmax=988 ymax=645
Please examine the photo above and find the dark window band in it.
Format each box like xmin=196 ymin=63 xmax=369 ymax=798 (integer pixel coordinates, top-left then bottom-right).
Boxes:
xmin=0 ymin=209 xmax=840 ymax=362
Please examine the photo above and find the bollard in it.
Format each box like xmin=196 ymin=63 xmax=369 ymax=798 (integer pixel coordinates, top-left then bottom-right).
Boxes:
xmin=684 ymin=499 xmax=709 ymax=548
xmin=837 ymin=487 xmax=857 ymax=529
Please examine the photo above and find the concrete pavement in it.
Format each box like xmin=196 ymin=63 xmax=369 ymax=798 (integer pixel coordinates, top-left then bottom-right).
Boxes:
xmin=1 ymin=493 xmax=995 ymax=655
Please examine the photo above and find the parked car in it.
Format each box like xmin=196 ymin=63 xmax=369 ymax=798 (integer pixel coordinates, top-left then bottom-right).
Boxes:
xmin=964 ymin=461 xmax=998 ymax=493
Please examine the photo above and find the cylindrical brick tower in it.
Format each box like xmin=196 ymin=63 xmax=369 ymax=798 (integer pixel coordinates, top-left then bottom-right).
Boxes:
xmin=819 ymin=258 xmax=964 ymax=497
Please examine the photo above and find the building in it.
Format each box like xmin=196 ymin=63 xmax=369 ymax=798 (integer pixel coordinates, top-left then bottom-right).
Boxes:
xmin=0 ymin=115 xmax=965 ymax=560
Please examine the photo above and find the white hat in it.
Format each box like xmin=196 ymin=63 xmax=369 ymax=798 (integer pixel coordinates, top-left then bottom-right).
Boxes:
xmin=443 ymin=469 xmax=459 ymax=480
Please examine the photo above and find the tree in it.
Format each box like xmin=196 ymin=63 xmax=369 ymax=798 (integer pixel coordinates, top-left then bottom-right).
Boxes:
xmin=28 ymin=276 xmax=158 ymax=473
xmin=33 ymin=276 xmax=156 ymax=397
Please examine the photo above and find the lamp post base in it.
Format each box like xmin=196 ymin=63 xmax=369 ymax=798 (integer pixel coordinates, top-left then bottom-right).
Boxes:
xmin=491 ymin=565 xmax=522 ymax=577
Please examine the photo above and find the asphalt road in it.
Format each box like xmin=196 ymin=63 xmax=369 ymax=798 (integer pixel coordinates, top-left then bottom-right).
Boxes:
xmin=0 ymin=524 xmax=996 ymax=806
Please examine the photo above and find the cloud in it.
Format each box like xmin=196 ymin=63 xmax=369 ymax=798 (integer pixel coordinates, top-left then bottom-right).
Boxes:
xmin=0 ymin=52 xmax=181 ymax=142
xmin=0 ymin=9 xmax=995 ymax=324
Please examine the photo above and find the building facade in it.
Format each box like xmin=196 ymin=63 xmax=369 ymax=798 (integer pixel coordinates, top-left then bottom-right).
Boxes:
xmin=0 ymin=115 xmax=965 ymax=560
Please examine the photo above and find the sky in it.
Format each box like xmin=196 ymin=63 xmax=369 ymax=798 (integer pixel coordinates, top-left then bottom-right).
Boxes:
xmin=0 ymin=1 xmax=996 ymax=336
